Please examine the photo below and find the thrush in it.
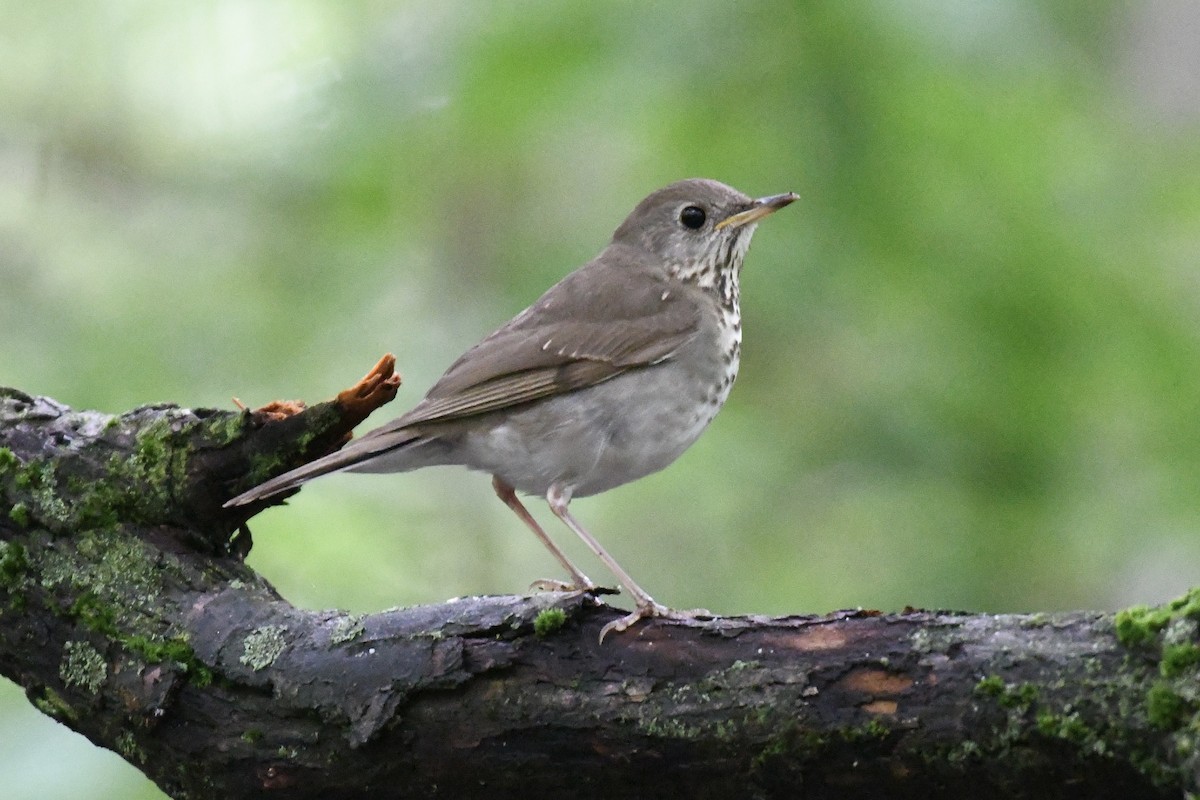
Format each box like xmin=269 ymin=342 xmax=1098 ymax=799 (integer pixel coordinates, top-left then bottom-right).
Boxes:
xmin=226 ymin=178 xmax=797 ymax=640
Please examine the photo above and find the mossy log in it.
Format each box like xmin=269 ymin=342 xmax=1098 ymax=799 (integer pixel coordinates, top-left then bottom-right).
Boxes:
xmin=0 ymin=358 xmax=1196 ymax=799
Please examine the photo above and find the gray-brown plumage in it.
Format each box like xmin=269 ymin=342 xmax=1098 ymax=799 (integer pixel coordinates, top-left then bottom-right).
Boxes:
xmin=226 ymin=178 xmax=797 ymax=640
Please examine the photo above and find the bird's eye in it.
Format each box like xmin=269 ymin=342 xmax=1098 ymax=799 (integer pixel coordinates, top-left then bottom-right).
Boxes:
xmin=679 ymin=205 xmax=706 ymax=230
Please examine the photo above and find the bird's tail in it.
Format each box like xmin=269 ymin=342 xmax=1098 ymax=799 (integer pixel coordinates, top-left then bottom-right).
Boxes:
xmin=223 ymin=429 xmax=421 ymax=507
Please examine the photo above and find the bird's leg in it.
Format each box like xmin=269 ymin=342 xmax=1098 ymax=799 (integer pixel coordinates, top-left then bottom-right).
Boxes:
xmin=492 ymin=476 xmax=598 ymax=592
xmin=546 ymin=484 xmax=705 ymax=642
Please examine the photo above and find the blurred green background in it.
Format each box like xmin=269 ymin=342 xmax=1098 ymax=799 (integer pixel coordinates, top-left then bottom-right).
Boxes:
xmin=3 ymin=1 xmax=1200 ymax=796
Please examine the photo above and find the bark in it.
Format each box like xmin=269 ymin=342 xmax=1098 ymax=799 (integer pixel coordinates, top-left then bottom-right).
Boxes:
xmin=0 ymin=357 xmax=1195 ymax=799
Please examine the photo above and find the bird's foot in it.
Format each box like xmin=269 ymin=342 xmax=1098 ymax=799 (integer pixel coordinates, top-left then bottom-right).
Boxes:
xmin=529 ymin=578 xmax=619 ymax=596
xmin=598 ymin=601 xmax=716 ymax=644
xmin=529 ymin=577 xmax=577 ymax=593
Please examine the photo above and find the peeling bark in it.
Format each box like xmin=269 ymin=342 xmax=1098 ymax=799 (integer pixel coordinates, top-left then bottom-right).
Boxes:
xmin=0 ymin=365 xmax=1195 ymax=799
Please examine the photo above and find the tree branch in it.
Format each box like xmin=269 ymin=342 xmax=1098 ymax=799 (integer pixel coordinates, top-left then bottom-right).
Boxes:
xmin=0 ymin=362 xmax=1194 ymax=799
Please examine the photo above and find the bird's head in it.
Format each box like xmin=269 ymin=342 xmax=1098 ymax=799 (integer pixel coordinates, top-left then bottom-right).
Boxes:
xmin=611 ymin=178 xmax=797 ymax=296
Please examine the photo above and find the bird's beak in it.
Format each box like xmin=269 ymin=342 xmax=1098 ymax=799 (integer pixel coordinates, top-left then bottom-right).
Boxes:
xmin=714 ymin=192 xmax=800 ymax=231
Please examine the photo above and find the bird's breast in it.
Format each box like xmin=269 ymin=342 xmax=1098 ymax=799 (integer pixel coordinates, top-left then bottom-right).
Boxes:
xmin=706 ymin=300 xmax=742 ymax=415
xmin=563 ymin=307 xmax=742 ymax=497
xmin=456 ymin=304 xmax=742 ymax=499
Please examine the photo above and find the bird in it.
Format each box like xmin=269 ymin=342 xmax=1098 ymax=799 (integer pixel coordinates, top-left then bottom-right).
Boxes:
xmin=226 ymin=178 xmax=797 ymax=640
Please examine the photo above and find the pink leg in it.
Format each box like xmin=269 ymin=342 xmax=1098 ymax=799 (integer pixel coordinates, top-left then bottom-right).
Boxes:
xmin=492 ymin=476 xmax=596 ymax=591
xmin=546 ymin=483 xmax=692 ymax=641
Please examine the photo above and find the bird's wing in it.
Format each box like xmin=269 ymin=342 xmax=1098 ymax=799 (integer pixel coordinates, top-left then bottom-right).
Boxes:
xmin=365 ymin=251 xmax=702 ymax=433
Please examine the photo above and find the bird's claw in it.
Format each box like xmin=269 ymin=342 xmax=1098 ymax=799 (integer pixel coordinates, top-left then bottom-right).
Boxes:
xmin=598 ymin=603 xmax=715 ymax=643
xmin=529 ymin=578 xmax=584 ymax=593
xmin=529 ymin=578 xmax=619 ymax=596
